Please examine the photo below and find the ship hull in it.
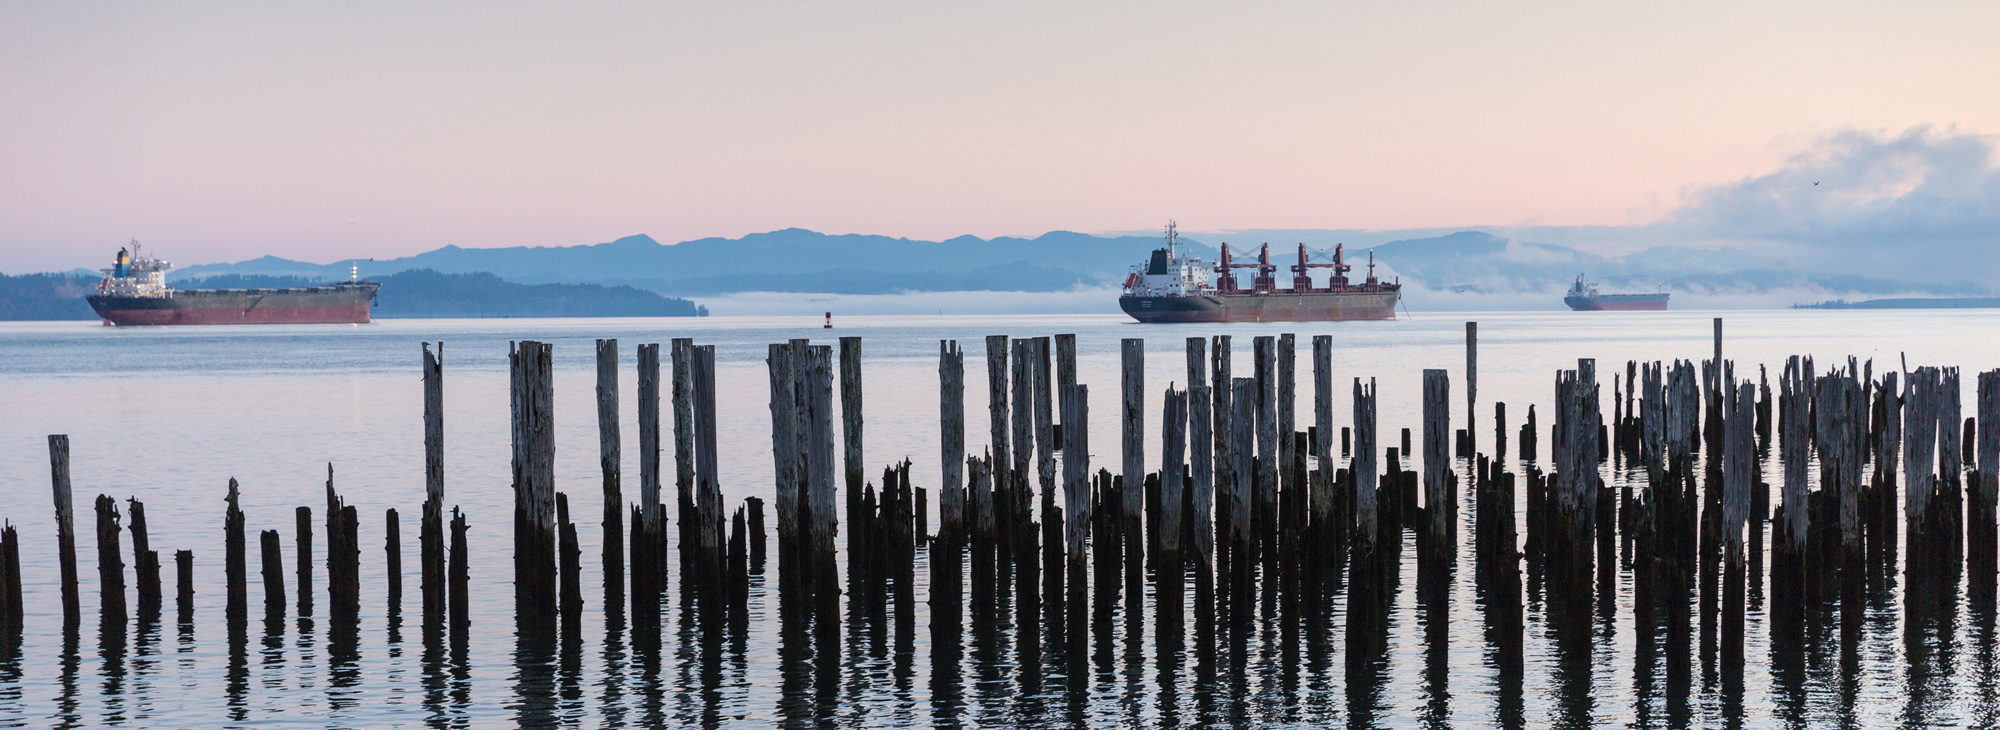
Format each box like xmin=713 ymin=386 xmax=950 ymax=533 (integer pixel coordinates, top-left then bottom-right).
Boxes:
xmin=1564 ymin=293 xmax=1669 ymax=311
xmin=1121 ymin=291 xmax=1399 ymax=323
xmin=88 ymin=284 xmax=380 ymax=326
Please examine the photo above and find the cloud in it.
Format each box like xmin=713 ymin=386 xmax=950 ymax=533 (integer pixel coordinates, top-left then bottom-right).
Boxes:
xmin=1668 ymin=126 xmax=2000 ymax=281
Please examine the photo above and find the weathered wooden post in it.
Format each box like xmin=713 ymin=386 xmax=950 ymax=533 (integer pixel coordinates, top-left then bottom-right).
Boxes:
xmin=557 ymin=493 xmax=582 ymax=637
xmin=636 ymin=342 xmax=665 ymax=611
xmin=225 ymin=478 xmax=247 ymax=629
xmin=448 ymin=507 xmax=469 ymax=637
xmin=385 ymin=509 xmax=402 ymax=612
xmin=1313 ymin=336 xmax=1334 ymax=564
xmin=512 ymin=340 xmax=558 ymax=631
xmin=671 ymin=338 xmax=697 ymax=564
xmin=421 ymin=342 xmax=446 ymax=628
xmin=296 ymin=506 xmax=314 ymax=618
xmin=326 ymin=466 xmax=361 ymax=624
xmin=260 ymin=529 xmax=285 ymax=620
xmin=1776 ymin=357 xmax=1809 ymax=635
xmin=1231 ymin=377 xmax=1258 ymax=625
xmin=1466 ymin=322 xmax=1478 ymax=456
xmin=747 ymin=496 xmax=767 ymax=571
xmin=805 ymin=345 xmax=841 ymax=628
xmin=1121 ymin=338 xmax=1145 ymax=628
xmin=1277 ymin=333 xmax=1297 ymax=550
xmin=94 ymin=494 xmax=127 ymax=627
xmin=694 ymin=344 xmax=724 ymax=592
xmin=940 ymin=341 xmax=965 ymax=544
xmin=1062 ymin=382 xmax=1089 ymax=660
xmin=1159 ymin=385 xmax=1188 ymax=636
xmin=1721 ymin=381 xmax=1754 ymax=667
xmin=986 ymin=335 xmax=1012 ymax=552
xmin=1035 ymin=337 xmax=1060 ymax=620
xmin=173 ymin=549 xmax=192 ymax=625
xmin=840 ymin=336 xmax=866 ymax=567
xmin=596 ymin=339 xmax=623 ymax=612
xmin=1422 ymin=369 xmax=1452 ymax=576
xmin=1354 ymin=379 xmax=1379 ymax=553
xmin=1975 ymin=370 xmax=2000 ymax=604
xmin=0 ymin=524 xmax=19 ymax=631
xmin=1191 ymin=342 xmax=1216 ymax=622
xmin=128 ymin=498 xmax=160 ymax=619
xmin=49 ymin=434 xmax=80 ymax=626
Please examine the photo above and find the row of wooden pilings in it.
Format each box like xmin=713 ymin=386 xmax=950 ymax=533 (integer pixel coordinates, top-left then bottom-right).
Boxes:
xmin=8 ymin=319 xmax=2000 ymax=693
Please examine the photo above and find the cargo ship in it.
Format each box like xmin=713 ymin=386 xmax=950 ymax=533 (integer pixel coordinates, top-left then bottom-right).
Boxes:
xmin=1562 ymin=273 xmax=1669 ymax=311
xmin=1118 ymin=223 xmax=1400 ymax=323
xmin=86 ymin=243 xmax=380 ymax=326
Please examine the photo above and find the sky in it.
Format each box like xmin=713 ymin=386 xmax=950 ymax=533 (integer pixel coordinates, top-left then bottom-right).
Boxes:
xmin=3 ymin=1 xmax=1998 ymax=273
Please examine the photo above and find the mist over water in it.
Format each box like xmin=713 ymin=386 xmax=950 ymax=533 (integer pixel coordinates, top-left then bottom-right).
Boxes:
xmin=1 ymin=310 xmax=1998 ymax=727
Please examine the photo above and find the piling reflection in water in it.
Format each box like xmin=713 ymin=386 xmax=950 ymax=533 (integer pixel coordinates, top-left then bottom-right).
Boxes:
xmin=12 ymin=324 xmax=2000 ymax=726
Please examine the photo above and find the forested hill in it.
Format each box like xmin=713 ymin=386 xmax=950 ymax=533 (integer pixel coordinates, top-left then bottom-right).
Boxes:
xmin=0 ymin=269 xmax=706 ymax=320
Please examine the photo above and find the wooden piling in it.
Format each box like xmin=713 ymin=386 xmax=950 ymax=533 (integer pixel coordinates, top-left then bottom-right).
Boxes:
xmin=1422 ymin=369 xmax=1453 ymax=570
xmin=1721 ymin=381 xmax=1753 ymax=667
xmin=986 ymin=335 xmax=1012 ymax=548
xmin=1313 ymin=336 xmax=1334 ymax=560
xmin=260 ymin=529 xmax=285 ymax=619
xmin=596 ymin=339 xmax=623 ymax=611
xmin=94 ymin=494 xmax=127 ymax=627
xmin=1160 ymin=385 xmax=1188 ymax=632
xmin=747 ymin=496 xmax=767 ymax=571
xmin=326 ymin=466 xmax=361 ymax=624
xmin=804 ymin=345 xmax=841 ymax=625
xmin=174 ymin=549 xmax=192 ymax=623
xmin=225 ymin=478 xmax=246 ymax=628
xmin=128 ymin=498 xmax=160 ymax=618
xmin=0 ymin=524 xmax=19 ymax=631
xmin=511 ymin=340 xmax=558 ymax=629
xmin=769 ymin=342 xmax=801 ymax=596
xmin=49 ymin=434 xmax=80 ymax=625
xmin=557 ymin=493 xmax=582 ymax=636
xmin=448 ymin=507 xmax=469 ymax=636
xmin=386 ymin=509 xmax=402 ymax=611
xmin=1061 ymin=382 xmax=1089 ymax=659
xmin=694 ymin=344 xmax=725 ymax=591
xmin=296 ymin=506 xmax=314 ymax=617
xmin=672 ymin=338 xmax=697 ymax=565
xmin=421 ymin=342 xmax=446 ymax=627
xmin=939 ymin=341 xmax=965 ymax=544
xmin=841 ymin=337 xmax=866 ymax=567
xmin=1121 ymin=338 xmax=1145 ymax=627
xmin=1466 ymin=322 xmax=1477 ymax=456
xmin=1354 ymin=379 xmax=1379 ymax=550
xmin=1975 ymin=370 xmax=2000 ymax=604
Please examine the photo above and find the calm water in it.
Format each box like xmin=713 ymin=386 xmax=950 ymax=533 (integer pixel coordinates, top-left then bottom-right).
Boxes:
xmin=0 ymin=310 xmax=1998 ymax=728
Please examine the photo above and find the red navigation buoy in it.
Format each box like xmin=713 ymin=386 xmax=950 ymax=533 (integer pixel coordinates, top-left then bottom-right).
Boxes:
xmin=823 ymin=311 xmax=833 ymax=329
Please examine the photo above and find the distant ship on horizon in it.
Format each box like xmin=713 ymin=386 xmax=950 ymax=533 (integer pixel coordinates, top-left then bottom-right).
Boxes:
xmin=1563 ymin=273 xmax=1668 ymax=311
xmin=86 ymin=243 xmax=380 ymax=326
xmin=1118 ymin=223 xmax=1401 ymax=323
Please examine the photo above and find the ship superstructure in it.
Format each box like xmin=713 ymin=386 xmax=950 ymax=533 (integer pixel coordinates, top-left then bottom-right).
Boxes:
xmin=86 ymin=243 xmax=381 ymax=326
xmin=1118 ymin=223 xmax=1400 ymax=323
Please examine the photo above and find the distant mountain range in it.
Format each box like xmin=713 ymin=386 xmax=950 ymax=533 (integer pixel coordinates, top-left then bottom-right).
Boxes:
xmin=167 ymin=228 xmax=1986 ymax=303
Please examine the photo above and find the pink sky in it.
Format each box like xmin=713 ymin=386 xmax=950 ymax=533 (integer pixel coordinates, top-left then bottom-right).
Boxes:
xmin=3 ymin=1 xmax=1997 ymax=272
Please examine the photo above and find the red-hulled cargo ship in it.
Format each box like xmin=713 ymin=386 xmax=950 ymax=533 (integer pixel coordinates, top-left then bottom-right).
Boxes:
xmin=1562 ymin=273 xmax=1669 ymax=311
xmin=86 ymin=244 xmax=380 ymax=326
xmin=1118 ymin=223 xmax=1400 ymax=323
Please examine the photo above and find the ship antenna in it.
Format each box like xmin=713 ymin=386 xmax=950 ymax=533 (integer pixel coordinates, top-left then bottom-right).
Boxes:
xmin=351 ymin=261 xmax=359 ymax=282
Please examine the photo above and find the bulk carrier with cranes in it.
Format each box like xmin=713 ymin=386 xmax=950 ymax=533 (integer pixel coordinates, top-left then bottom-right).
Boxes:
xmin=1118 ymin=223 xmax=1401 ymax=323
